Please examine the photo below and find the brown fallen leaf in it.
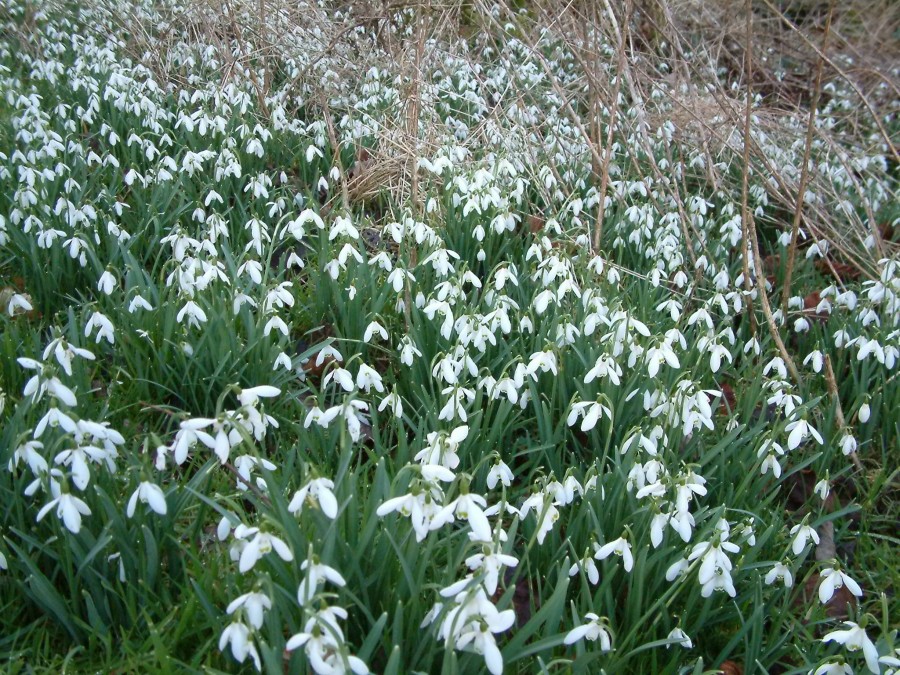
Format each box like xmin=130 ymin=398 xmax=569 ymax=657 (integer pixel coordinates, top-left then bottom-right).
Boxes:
xmin=718 ymin=660 xmax=744 ymax=675
xmin=815 ymin=259 xmax=861 ymax=282
xmin=719 ymin=382 xmax=737 ymax=415
xmin=493 ymin=567 xmax=538 ymax=628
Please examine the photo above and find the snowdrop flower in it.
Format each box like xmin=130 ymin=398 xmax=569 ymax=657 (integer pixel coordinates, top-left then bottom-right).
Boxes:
xmin=840 ymin=433 xmax=858 ymax=456
xmin=566 ymin=399 xmax=612 ymax=432
xmin=584 ymin=355 xmax=622 ymax=385
xmin=691 ymin=539 xmax=740 ymax=598
xmin=437 ymin=492 xmax=492 ymax=541
xmin=486 ymin=460 xmax=513 ymax=489
xmin=804 ymin=350 xmax=825 ymax=373
xmin=377 ymin=390 xmax=403 ymax=418
xmin=7 ymin=293 xmax=33 ymax=316
xmin=34 ymin=405 xmax=77 ymax=437
xmin=176 ymin=301 xmax=207 ymax=331
xmin=880 ymin=649 xmax=900 ymax=674
xmin=765 ymin=562 xmax=794 ymax=588
xmin=237 ymin=385 xmax=280 ymax=407
xmin=465 ymin=547 xmax=518 ymax=595
xmin=126 ymin=481 xmax=167 ymax=517
xmin=298 ymin=558 xmax=347 ymax=605
xmin=233 ymin=525 xmax=294 ymax=573
xmin=263 ymin=315 xmax=289 ymax=337
xmin=758 ymin=441 xmax=785 ymax=478
xmin=288 ymin=478 xmax=338 ymax=519
xmin=822 ymin=622 xmax=880 ymax=674
xmin=128 ymin=294 xmax=153 ymax=313
xmin=700 ymin=565 xmax=737 ymax=597
xmin=43 ymin=337 xmax=95 ymax=377
xmin=219 ymin=621 xmax=261 ymax=671
xmin=518 ymin=491 xmax=559 ymax=544
xmin=356 ymin=364 xmax=384 ymax=393
xmin=649 ymin=511 xmax=670 ymax=547
xmin=645 ymin=341 xmax=680 ymax=378
xmin=858 ymin=402 xmax=871 ymax=423
xmin=564 ymin=613 xmax=613 ymax=650
xmin=399 ymin=337 xmax=422 ymax=366
xmin=786 ymin=416 xmax=824 ymax=450
xmin=363 ymin=321 xmax=388 ymax=343
xmin=526 ymin=349 xmax=558 ymax=377
xmin=810 ymin=659 xmax=854 ymax=675
xmin=594 ymin=535 xmax=634 ymax=573
xmin=36 ymin=484 xmax=92 ymax=533
xmin=815 ymin=477 xmax=831 ymax=500
xmin=666 ymin=626 xmax=693 ymax=649
xmin=454 ymin=609 xmax=515 ymax=675
xmin=438 ymin=386 xmax=475 ymax=422
xmin=329 ymin=215 xmax=359 ymax=241
xmin=84 ymin=311 xmax=115 ymax=344
xmin=568 ymin=552 xmax=600 ymax=585
xmin=313 ymin=345 xmax=343 ymax=368
xmin=286 ymin=613 xmax=369 ymax=675
xmin=818 ymin=566 xmax=863 ymax=604
xmin=790 ymin=523 xmax=821 ymax=555
xmin=548 ymin=474 xmax=584 ymax=506
xmin=377 ymin=488 xmax=432 ymax=542
xmin=666 ymin=556 xmax=690 ymax=581
xmin=97 ymin=269 xmax=116 ymax=295
xmin=323 ymin=367 xmax=355 ymax=392
xmin=226 ymin=591 xmax=271 ymax=630
xmin=184 ymin=416 xmax=236 ymax=463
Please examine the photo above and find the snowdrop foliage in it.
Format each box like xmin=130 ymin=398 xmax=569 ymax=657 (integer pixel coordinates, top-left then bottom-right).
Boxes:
xmin=0 ymin=0 xmax=896 ymax=673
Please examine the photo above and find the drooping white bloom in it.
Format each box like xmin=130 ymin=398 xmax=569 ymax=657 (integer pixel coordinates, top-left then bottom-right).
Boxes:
xmin=226 ymin=591 xmax=272 ymax=630
xmin=298 ymin=559 xmax=347 ymax=605
xmin=219 ymin=621 xmax=261 ymax=671
xmin=786 ymin=417 xmax=824 ymax=450
xmin=765 ymin=562 xmax=794 ymax=588
xmin=237 ymin=385 xmax=280 ymax=407
xmin=822 ymin=622 xmax=880 ymax=674
xmin=84 ymin=311 xmax=115 ymax=344
xmin=126 ymin=481 xmax=168 ymax=517
xmin=564 ymin=612 xmax=613 ymax=650
xmin=233 ymin=525 xmax=294 ymax=573
xmin=858 ymin=402 xmax=871 ymax=423
xmin=323 ymin=367 xmax=355 ymax=392
xmin=594 ymin=536 xmax=634 ymax=573
xmin=377 ymin=390 xmax=403 ymax=418
xmin=486 ymin=460 xmax=513 ymax=489
xmin=818 ymin=567 xmax=863 ymax=604
xmin=288 ymin=478 xmax=338 ymax=519
xmin=356 ymin=364 xmax=384 ymax=393
xmin=286 ymin=609 xmax=369 ymax=674
xmin=666 ymin=626 xmax=693 ymax=649
xmin=363 ymin=321 xmax=388 ymax=343
xmin=97 ymin=270 xmax=116 ymax=295
xmin=465 ymin=547 xmax=518 ymax=595
xmin=176 ymin=301 xmax=207 ymax=331
xmin=36 ymin=486 xmax=92 ymax=534
xmin=815 ymin=477 xmax=831 ymax=500
xmin=810 ymin=661 xmax=854 ymax=675
xmin=790 ymin=523 xmax=821 ymax=555
xmin=437 ymin=492 xmax=491 ymax=541
xmin=568 ymin=553 xmax=600 ymax=585
xmin=128 ymin=294 xmax=153 ymax=313
xmin=454 ymin=609 xmax=515 ymax=675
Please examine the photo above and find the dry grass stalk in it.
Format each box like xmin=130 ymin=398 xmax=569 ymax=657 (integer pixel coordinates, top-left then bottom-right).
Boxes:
xmin=781 ymin=0 xmax=835 ymax=316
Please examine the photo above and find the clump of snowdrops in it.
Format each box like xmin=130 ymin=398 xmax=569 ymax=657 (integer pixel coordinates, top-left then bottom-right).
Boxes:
xmin=0 ymin=0 xmax=897 ymax=673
